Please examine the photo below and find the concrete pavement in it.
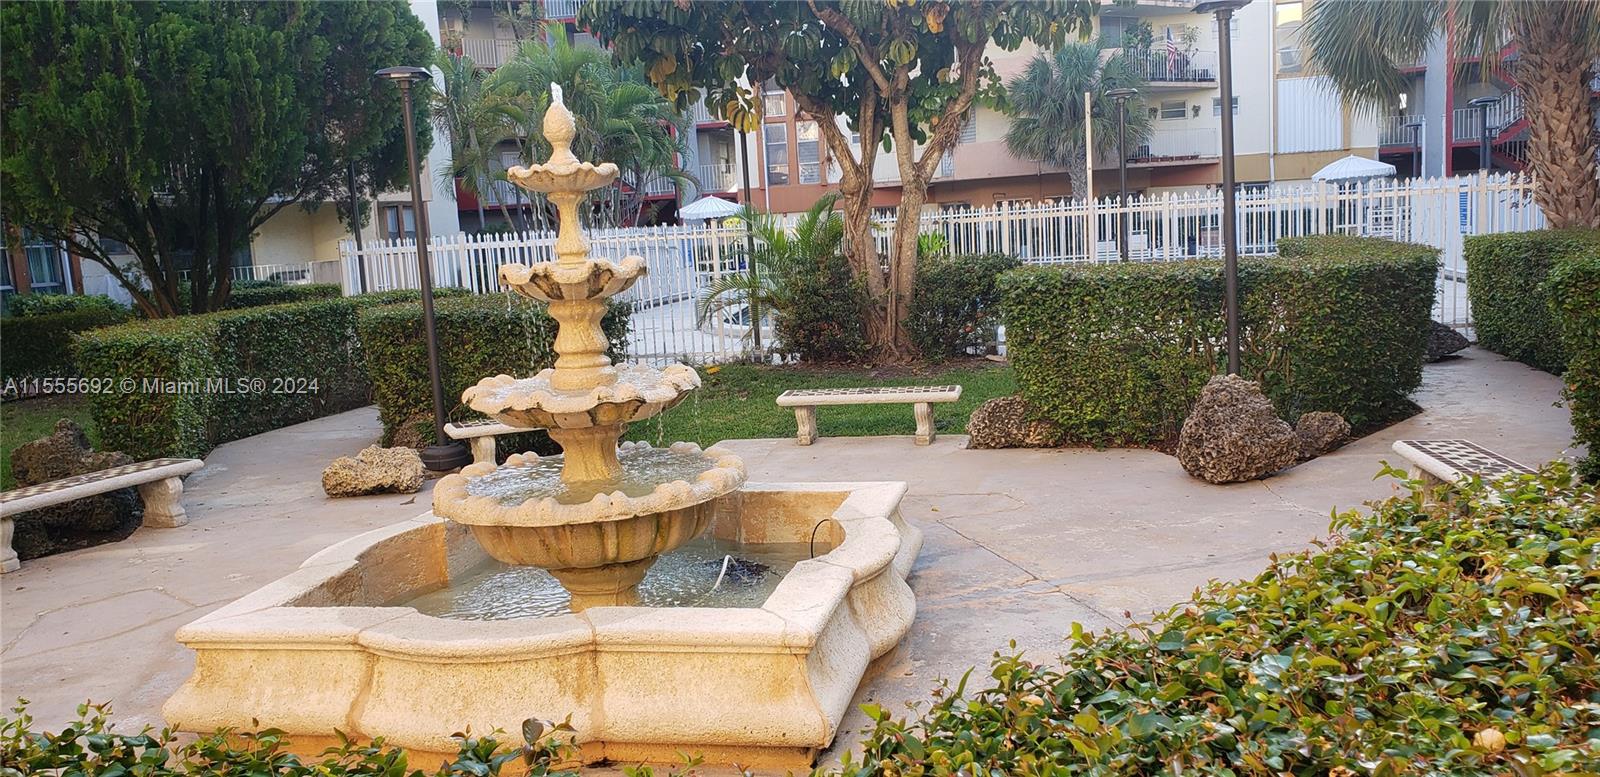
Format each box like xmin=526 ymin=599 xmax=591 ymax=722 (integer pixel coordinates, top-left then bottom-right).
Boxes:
xmin=0 ymin=348 xmax=1579 ymax=769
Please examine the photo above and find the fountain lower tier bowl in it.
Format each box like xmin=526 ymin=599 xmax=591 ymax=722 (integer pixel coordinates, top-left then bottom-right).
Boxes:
xmin=163 ymin=482 xmax=920 ymax=770
xmin=463 ymin=363 xmax=699 ymax=430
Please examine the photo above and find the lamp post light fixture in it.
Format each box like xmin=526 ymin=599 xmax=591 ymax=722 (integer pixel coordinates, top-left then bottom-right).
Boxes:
xmin=1194 ymin=0 xmax=1249 ymax=375
xmin=375 ymin=65 xmax=472 ymax=472
xmin=1405 ymin=120 xmax=1423 ymax=179
xmin=1469 ymin=95 xmax=1499 ymax=172
xmin=1106 ymin=87 xmax=1138 ymax=262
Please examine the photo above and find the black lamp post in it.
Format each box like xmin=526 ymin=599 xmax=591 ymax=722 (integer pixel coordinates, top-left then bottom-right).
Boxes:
xmin=1106 ymin=87 xmax=1138 ymax=262
xmin=1405 ymin=120 xmax=1423 ymax=179
xmin=1195 ymin=0 xmax=1249 ymax=375
xmin=1470 ymin=95 xmax=1499 ymax=171
xmin=376 ymin=65 xmax=471 ymax=472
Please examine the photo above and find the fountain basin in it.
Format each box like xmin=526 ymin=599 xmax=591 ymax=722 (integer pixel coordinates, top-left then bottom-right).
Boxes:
xmin=464 ymin=364 xmax=699 ymax=429
xmin=163 ymin=482 xmax=920 ymax=769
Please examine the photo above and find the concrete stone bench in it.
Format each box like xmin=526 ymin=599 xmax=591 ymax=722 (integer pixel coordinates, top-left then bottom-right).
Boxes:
xmin=444 ymin=419 xmax=520 ymax=464
xmin=776 ymin=385 xmax=963 ymax=446
xmin=1392 ymin=439 xmax=1535 ymax=489
xmin=0 ymin=457 xmax=204 ymax=573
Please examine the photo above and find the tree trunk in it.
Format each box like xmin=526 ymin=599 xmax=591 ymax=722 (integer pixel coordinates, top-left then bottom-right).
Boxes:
xmin=1515 ymin=9 xmax=1600 ymax=228
xmin=882 ymin=178 xmax=926 ymax=360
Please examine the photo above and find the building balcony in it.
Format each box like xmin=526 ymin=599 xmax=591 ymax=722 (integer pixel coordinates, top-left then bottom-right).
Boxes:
xmin=543 ymin=0 xmax=580 ymax=20
xmin=460 ymin=36 xmax=518 ymax=69
xmin=691 ymin=99 xmax=728 ymax=126
xmin=1451 ymin=91 xmax=1524 ymax=143
xmin=1122 ymin=48 xmax=1218 ymax=86
xmin=1379 ymin=115 xmax=1426 ymax=147
xmin=1126 ymin=127 xmax=1218 ymax=164
xmin=697 ymin=162 xmax=738 ymax=193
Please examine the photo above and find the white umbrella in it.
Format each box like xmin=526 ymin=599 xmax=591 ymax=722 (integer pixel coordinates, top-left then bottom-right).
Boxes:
xmin=678 ymin=195 xmax=742 ymax=221
xmin=1312 ymin=155 xmax=1397 ymax=182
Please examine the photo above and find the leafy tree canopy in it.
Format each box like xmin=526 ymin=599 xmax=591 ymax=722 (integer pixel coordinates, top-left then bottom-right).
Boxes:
xmin=1 ymin=0 xmax=436 ymax=316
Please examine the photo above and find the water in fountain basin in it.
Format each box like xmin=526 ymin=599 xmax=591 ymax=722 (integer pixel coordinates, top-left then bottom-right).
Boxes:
xmin=465 ymin=445 xmax=717 ymax=506
xmin=402 ymin=536 xmax=812 ymax=620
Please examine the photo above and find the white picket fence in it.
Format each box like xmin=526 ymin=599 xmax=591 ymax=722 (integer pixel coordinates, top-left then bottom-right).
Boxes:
xmin=339 ymin=172 xmax=1544 ymax=362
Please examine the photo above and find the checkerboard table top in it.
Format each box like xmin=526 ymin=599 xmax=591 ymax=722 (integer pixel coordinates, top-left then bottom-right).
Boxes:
xmin=1393 ymin=439 xmax=1535 ymax=481
xmin=776 ymin=385 xmax=963 ymax=406
xmin=1 ymin=457 xmax=202 ymax=507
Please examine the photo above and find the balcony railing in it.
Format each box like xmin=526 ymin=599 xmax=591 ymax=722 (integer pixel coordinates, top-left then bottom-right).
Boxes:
xmin=460 ymin=37 xmax=518 ymax=68
xmin=691 ymin=99 xmax=727 ymax=125
xmin=1379 ymin=115 xmax=1426 ymax=147
xmin=697 ymin=163 xmax=737 ymax=193
xmin=543 ymin=0 xmax=580 ymax=19
xmin=1122 ymin=48 xmax=1218 ymax=84
xmin=1129 ymin=127 xmax=1218 ymax=161
xmin=1451 ymin=91 xmax=1524 ymax=142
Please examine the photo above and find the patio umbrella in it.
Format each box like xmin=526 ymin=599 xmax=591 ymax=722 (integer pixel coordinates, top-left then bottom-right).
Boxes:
xmin=1312 ymin=155 xmax=1397 ymax=182
xmin=679 ymin=195 xmax=742 ymax=221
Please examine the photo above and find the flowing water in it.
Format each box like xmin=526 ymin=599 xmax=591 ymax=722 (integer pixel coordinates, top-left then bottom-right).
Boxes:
xmin=402 ymin=537 xmax=812 ymax=620
xmin=465 ymin=446 xmax=717 ymax=506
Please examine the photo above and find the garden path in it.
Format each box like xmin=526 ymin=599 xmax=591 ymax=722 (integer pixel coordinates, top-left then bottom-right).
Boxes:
xmin=0 ymin=348 xmax=1577 ymax=772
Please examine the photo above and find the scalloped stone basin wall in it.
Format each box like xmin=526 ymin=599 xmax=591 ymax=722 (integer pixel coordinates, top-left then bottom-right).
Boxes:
xmin=163 ymin=482 xmax=920 ymax=769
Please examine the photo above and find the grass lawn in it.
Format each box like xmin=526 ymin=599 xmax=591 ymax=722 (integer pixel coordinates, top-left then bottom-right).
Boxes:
xmin=2 ymin=394 xmax=96 ymax=489
xmin=623 ymin=358 xmax=1015 ymax=448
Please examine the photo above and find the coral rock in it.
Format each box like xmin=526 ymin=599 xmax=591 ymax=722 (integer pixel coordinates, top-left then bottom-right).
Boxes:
xmin=322 ymin=445 xmax=425 ymax=497
xmin=1177 ymin=375 xmax=1300 ymax=484
xmin=1426 ymin=321 xmax=1471 ymax=362
xmin=8 ymin=418 xmax=141 ymax=559
xmin=966 ymin=395 xmax=1064 ymax=449
xmin=1294 ymin=411 xmax=1351 ymax=459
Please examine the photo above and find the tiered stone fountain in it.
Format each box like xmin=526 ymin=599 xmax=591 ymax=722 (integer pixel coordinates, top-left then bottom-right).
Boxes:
xmin=163 ymin=86 xmax=921 ymax=770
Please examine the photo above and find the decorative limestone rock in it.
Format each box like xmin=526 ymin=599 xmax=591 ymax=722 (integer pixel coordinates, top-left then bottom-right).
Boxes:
xmin=966 ymin=395 xmax=1065 ymax=449
xmin=7 ymin=419 xmax=141 ymax=559
xmin=322 ymin=446 xmax=425 ymax=497
xmin=1177 ymin=375 xmax=1300 ymax=484
xmin=1295 ymin=411 xmax=1352 ymax=459
xmin=1426 ymin=321 xmax=1471 ymax=362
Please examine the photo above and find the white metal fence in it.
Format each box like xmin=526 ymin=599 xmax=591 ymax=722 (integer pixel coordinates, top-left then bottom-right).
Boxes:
xmin=339 ymin=172 xmax=1543 ymax=361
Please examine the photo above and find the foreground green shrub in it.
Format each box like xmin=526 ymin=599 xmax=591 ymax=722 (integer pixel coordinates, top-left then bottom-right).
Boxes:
xmin=74 ymin=299 xmax=370 ymax=459
xmin=0 ymin=306 xmax=132 ymax=383
xmin=774 ymin=252 xmax=868 ymax=363
xmin=1 ymin=702 xmax=579 ymax=777
xmin=907 ymin=253 xmax=1021 ymax=360
xmin=225 ymin=282 xmax=341 ymax=309
xmin=357 ymin=295 xmax=630 ymax=448
xmin=349 ymin=286 xmax=471 ymax=308
xmin=1549 ymin=250 xmax=1600 ymax=481
xmin=1465 ymin=229 xmax=1600 ymax=374
xmin=837 ymin=463 xmax=1600 ymax=775
xmin=5 ymin=293 xmax=125 ymax=318
xmin=1000 ymin=236 xmax=1437 ymax=445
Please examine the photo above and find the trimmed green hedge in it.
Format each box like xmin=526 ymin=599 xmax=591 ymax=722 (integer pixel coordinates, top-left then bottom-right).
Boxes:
xmin=775 ymin=253 xmax=868 ymax=363
xmin=225 ymin=282 xmax=341 ymax=309
xmin=1548 ymin=249 xmax=1600 ymax=481
xmin=74 ymin=300 xmax=372 ymax=459
xmin=357 ymin=295 xmax=631 ymax=449
xmin=907 ymin=253 xmax=1021 ymax=360
xmin=0 ymin=306 xmax=132 ymax=383
xmin=1465 ymin=229 xmax=1600 ymax=374
xmin=5 ymin=293 xmax=125 ymax=318
xmin=838 ymin=463 xmax=1600 ymax=774
xmin=1000 ymin=235 xmax=1437 ymax=445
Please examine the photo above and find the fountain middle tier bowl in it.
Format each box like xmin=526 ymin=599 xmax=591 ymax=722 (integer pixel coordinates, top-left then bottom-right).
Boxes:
xmin=463 ymin=363 xmax=698 ymax=430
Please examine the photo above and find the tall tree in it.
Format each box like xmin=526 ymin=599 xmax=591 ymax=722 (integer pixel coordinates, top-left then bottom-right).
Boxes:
xmin=585 ymin=0 xmax=1092 ymax=360
xmin=1002 ymin=40 xmax=1151 ymax=199
xmin=433 ymin=50 xmax=516 ymax=232
xmin=1301 ymin=0 xmax=1600 ymax=228
xmin=0 ymin=1 xmax=435 ymax=316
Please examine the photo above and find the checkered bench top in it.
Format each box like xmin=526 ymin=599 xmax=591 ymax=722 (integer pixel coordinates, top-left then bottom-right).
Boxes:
xmin=777 ymin=385 xmax=963 ymax=407
xmin=1 ymin=458 xmax=200 ymax=504
xmin=1393 ymin=439 xmax=1535 ymax=482
xmin=444 ymin=419 xmax=521 ymax=439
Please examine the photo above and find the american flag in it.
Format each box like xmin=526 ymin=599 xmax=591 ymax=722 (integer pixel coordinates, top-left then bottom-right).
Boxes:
xmin=1165 ymin=28 xmax=1179 ymax=76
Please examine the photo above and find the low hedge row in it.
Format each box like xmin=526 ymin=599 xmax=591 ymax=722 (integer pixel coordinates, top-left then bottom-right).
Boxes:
xmin=999 ymin=235 xmax=1438 ymax=446
xmin=1548 ymin=250 xmax=1600 ymax=481
xmin=357 ymin=294 xmax=631 ymax=450
xmin=5 ymin=293 xmax=125 ymax=318
xmin=907 ymin=253 xmax=1021 ymax=360
xmin=838 ymin=463 xmax=1600 ymax=774
xmin=1465 ymin=229 xmax=1600 ymax=375
xmin=225 ymin=282 xmax=341 ymax=309
xmin=0 ymin=305 xmax=132 ymax=383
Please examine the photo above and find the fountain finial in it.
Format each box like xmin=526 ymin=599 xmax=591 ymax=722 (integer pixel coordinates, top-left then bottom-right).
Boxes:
xmin=544 ymin=83 xmax=579 ymax=167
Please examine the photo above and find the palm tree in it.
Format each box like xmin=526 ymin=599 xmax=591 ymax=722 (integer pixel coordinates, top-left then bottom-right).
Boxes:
xmin=1302 ymin=0 xmax=1600 ymax=228
xmin=697 ymin=193 xmax=844 ymax=337
xmin=431 ymin=50 xmax=515 ymax=231
xmin=1002 ymin=40 xmax=1151 ymax=199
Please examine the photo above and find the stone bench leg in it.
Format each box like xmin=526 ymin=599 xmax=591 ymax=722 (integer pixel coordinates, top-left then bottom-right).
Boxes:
xmin=138 ymin=476 xmax=189 ymax=528
xmin=469 ymin=436 xmax=497 ymax=465
xmin=914 ymin=402 xmax=935 ymax=446
xmin=794 ymin=406 xmax=817 ymax=446
xmin=1 ymin=516 xmax=18 ymax=573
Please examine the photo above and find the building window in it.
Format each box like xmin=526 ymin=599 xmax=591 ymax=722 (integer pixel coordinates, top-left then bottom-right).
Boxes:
xmin=1212 ymin=96 xmax=1239 ymax=116
xmin=762 ymin=82 xmax=786 ymax=118
xmin=26 ymin=242 xmax=65 ymax=293
xmin=959 ymin=109 xmax=977 ymax=144
xmin=1159 ymin=99 xmax=1187 ymax=120
xmin=764 ymin=123 xmax=789 ymax=186
xmin=382 ymin=204 xmax=417 ymax=240
xmin=1276 ymin=1 xmax=1304 ymax=73
xmin=796 ymin=120 xmax=821 ymax=184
